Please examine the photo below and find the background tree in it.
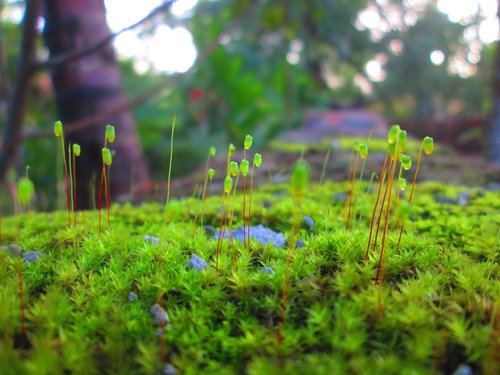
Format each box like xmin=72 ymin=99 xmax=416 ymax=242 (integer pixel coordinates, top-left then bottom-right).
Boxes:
xmin=42 ymin=0 xmax=149 ymax=208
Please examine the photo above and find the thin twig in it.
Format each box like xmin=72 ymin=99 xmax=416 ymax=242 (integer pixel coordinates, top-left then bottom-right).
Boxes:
xmin=34 ymin=0 xmax=175 ymax=70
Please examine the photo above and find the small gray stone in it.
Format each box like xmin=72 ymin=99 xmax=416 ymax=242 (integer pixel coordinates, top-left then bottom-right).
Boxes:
xmin=215 ymin=225 xmax=286 ymax=248
xmin=261 ymin=266 xmax=274 ymax=274
xmin=163 ymin=363 xmax=177 ymax=375
xmin=150 ymin=303 xmax=169 ymax=325
xmin=0 ymin=244 xmax=22 ymax=257
xmin=22 ymin=251 xmax=43 ymax=263
xmin=128 ymin=292 xmax=138 ymax=302
xmin=435 ymin=195 xmax=458 ymax=205
xmin=457 ymin=191 xmax=471 ymax=206
xmin=144 ymin=234 xmax=159 ymax=245
xmin=333 ymin=192 xmax=347 ymax=202
xmin=303 ymin=216 xmax=314 ymax=230
xmin=188 ymin=254 xmax=208 ymax=272
xmin=452 ymin=364 xmax=473 ymax=375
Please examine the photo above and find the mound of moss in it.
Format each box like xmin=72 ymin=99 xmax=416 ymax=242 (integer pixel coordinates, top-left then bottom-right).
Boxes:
xmin=0 ymin=181 xmax=498 ymax=374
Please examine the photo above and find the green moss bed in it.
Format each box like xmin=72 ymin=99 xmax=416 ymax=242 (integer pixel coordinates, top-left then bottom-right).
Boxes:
xmin=0 ymin=181 xmax=499 ymax=374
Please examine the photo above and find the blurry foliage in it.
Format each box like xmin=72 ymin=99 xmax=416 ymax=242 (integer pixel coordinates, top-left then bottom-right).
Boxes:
xmin=0 ymin=0 xmax=496 ymax=208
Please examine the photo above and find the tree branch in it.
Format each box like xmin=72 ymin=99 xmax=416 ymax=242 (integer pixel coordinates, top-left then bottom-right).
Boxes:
xmin=33 ymin=0 xmax=175 ymax=70
xmin=24 ymin=0 xmax=260 ymax=139
xmin=0 ymin=0 xmax=41 ymax=181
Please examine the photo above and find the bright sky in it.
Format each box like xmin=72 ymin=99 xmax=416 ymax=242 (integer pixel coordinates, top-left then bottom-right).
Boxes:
xmin=358 ymin=0 xmax=498 ymax=85
xmin=104 ymin=0 xmax=198 ymax=74
xmin=2 ymin=0 xmax=498 ymax=79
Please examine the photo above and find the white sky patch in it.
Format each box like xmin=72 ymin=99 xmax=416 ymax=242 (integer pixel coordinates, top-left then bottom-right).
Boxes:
xmin=105 ymin=0 xmax=198 ymax=74
xmin=171 ymin=0 xmax=199 ymax=18
xmin=479 ymin=17 xmax=499 ymax=44
xmin=430 ymin=50 xmax=445 ymax=65
xmin=148 ymin=25 xmax=197 ymax=73
xmin=365 ymin=60 xmax=386 ymax=82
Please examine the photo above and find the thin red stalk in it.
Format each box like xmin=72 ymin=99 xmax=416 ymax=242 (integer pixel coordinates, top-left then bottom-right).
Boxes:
xmin=227 ymin=195 xmax=237 ymax=271
xmin=105 ymin=165 xmax=111 ymax=228
xmin=60 ymin=137 xmax=71 ymax=226
xmin=372 ymin=158 xmax=393 ymax=254
xmin=396 ymin=144 xmax=424 ymax=252
xmin=374 ymin=157 xmax=398 ymax=285
xmin=215 ymin=193 xmax=227 ymax=273
xmin=365 ymin=153 xmax=388 ymax=260
xmin=346 ymin=153 xmax=359 ymax=231
xmin=247 ymin=165 xmax=255 ymax=252
xmin=98 ymin=164 xmax=105 ymax=235
xmin=242 ymin=151 xmax=247 ymax=246
xmin=72 ymin=152 xmax=77 ymax=226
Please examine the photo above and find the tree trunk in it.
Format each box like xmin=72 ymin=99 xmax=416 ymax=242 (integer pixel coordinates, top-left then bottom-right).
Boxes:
xmin=42 ymin=0 xmax=149 ymax=208
xmin=490 ymin=5 xmax=500 ymax=164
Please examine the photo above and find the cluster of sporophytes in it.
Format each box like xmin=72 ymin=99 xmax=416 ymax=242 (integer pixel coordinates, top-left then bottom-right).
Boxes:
xmin=0 ymin=126 xmax=499 ymax=374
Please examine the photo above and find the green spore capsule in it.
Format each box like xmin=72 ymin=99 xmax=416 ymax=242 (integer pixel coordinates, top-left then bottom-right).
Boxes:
xmin=388 ymin=124 xmax=401 ymax=144
xmin=54 ymin=120 xmax=63 ymax=137
xmin=106 ymin=125 xmax=115 ymax=143
xmin=224 ymin=176 xmax=233 ymax=194
xmin=244 ymin=135 xmax=253 ymax=150
xmin=359 ymin=144 xmax=368 ymax=159
xmin=209 ymin=147 xmax=216 ymax=157
xmin=290 ymin=159 xmax=310 ymax=195
xmin=230 ymin=161 xmax=239 ymax=177
xmin=102 ymin=148 xmax=112 ymax=166
xmin=399 ymin=154 xmax=412 ymax=170
xmin=423 ymin=136 xmax=434 ymax=155
xmin=73 ymin=143 xmax=81 ymax=157
xmin=399 ymin=130 xmax=407 ymax=152
xmin=388 ymin=142 xmax=398 ymax=160
xmin=241 ymin=159 xmax=249 ymax=176
xmin=353 ymin=139 xmax=360 ymax=151
xmin=398 ymin=177 xmax=407 ymax=191
xmin=254 ymin=153 xmax=262 ymax=167
xmin=208 ymin=168 xmax=215 ymax=181
xmin=18 ymin=176 xmax=34 ymax=208
xmin=228 ymin=143 xmax=236 ymax=157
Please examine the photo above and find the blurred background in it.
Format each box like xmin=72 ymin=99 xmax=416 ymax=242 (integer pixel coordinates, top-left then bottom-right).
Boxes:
xmin=0 ymin=0 xmax=498 ymax=211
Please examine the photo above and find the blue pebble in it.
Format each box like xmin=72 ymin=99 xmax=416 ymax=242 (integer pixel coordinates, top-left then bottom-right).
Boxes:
xmin=261 ymin=266 xmax=274 ymax=274
xmin=150 ymin=303 xmax=169 ymax=325
xmin=22 ymin=251 xmax=43 ymax=263
xmin=453 ymin=364 xmax=473 ymax=375
xmin=296 ymin=239 xmax=305 ymax=248
xmin=163 ymin=363 xmax=177 ymax=375
xmin=303 ymin=216 xmax=314 ymax=230
xmin=188 ymin=254 xmax=208 ymax=272
xmin=128 ymin=292 xmax=138 ymax=302
xmin=144 ymin=234 xmax=159 ymax=245
xmin=204 ymin=225 xmax=215 ymax=236
xmin=214 ymin=224 xmax=286 ymax=248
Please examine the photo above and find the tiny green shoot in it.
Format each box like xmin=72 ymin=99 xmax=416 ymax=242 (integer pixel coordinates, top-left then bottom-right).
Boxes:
xmin=248 ymin=153 xmax=262 ymax=252
xmin=54 ymin=120 xmax=71 ymax=226
xmin=242 ymin=135 xmax=253 ymax=245
xmin=164 ymin=117 xmax=176 ymax=223
xmin=396 ymin=136 xmax=434 ymax=251
xmin=72 ymin=144 xmax=81 ymax=226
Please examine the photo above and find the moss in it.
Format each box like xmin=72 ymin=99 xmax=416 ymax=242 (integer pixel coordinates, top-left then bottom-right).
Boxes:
xmin=0 ymin=181 xmax=498 ymax=373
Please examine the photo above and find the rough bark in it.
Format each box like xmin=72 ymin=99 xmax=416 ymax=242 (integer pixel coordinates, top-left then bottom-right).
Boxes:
xmin=42 ymin=0 xmax=149 ymax=208
xmin=0 ymin=0 xmax=40 ymax=182
xmin=490 ymin=25 xmax=500 ymax=164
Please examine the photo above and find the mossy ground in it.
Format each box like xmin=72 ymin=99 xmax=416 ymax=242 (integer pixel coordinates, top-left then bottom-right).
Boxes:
xmin=0 ymin=180 xmax=499 ymax=374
